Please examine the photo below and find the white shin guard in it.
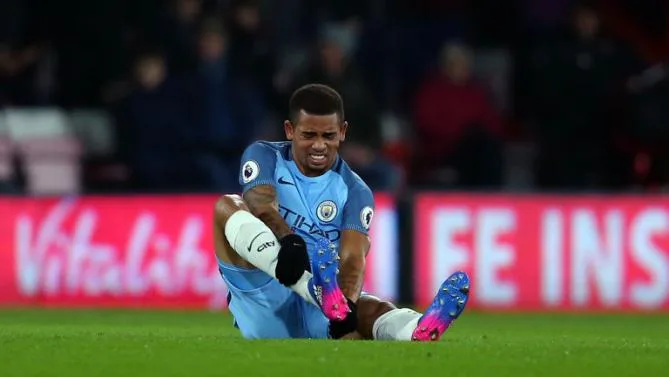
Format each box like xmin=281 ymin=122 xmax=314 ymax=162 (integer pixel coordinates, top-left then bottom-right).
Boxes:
xmin=223 ymin=210 xmax=318 ymax=307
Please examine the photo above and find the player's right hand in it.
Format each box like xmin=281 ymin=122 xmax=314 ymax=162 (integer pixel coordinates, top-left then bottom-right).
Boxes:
xmin=275 ymin=234 xmax=311 ymax=286
xmin=328 ymin=297 xmax=358 ymax=339
xmin=278 ymin=233 xmax=308 ymax=261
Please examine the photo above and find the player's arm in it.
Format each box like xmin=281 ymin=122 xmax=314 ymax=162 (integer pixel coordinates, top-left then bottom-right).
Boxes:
xmin=243 ymin=185 xmax=292 ymax=239
xmin=338 ymin=230 xmax=371 ymax=302
xmin=338 ymin=187 xmax=375 ymax=302
xmin=238 ymin=142 xmax=292 ymax=239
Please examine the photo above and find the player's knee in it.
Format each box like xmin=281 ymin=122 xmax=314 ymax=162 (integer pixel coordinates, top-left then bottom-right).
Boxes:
xmin=371 ymin=301 xmax=395 ymax=319
xmin=275 ymin=234 xmax=310 ymax=286
xmin=353 ymin=296 xmax=396 ymax=339
xmin=358 ymin=296 xmax=396 ymax=321
xmin=215 ymin=194 xmax=249 ymax=224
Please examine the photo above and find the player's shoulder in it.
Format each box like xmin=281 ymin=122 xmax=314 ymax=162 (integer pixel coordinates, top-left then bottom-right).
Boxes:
xmin=240 ymin=141 xmax=291 ymax=185
xmin=332 ymin=158 xmax=373 ymax=198
xmin=244 ymin=140 xmax=290 ymax=154
xmin=242 ymin=140 xmax=291 ymax=162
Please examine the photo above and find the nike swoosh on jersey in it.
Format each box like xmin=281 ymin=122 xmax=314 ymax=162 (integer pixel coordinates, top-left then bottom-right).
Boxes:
xmin=278 ymin=177 xmax=295 ymax=186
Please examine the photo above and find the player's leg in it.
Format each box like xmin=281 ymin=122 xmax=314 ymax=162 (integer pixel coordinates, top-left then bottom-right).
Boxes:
xmin=300 ymin=242 xmax=469 ymax=341
xmin=214 ymin=194 xmax=349 ymax=320
xmin=355 ymin=272 xmax=470 ymax=341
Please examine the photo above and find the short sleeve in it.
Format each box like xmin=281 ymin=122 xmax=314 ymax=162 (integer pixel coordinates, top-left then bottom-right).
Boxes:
xmin=342 ymin=185 xmax=375 ymax=235
xmin=239 ymin=142 xmax=277 ymax=193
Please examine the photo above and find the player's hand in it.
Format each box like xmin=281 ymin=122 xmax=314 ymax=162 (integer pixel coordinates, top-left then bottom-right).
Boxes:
xmin=278 ymin=233 xmax=308 ymax=262
xmin=328 ymin=297 xmax=358 ymax=339
xmin=275 ymin=234 xmax=311 ymax=287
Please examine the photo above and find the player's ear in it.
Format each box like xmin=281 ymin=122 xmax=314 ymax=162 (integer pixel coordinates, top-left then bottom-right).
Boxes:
xmin=339 ymin=121 xmax=348 ymax=142
xmin=284 ymin=120 xmax=295 ymax=140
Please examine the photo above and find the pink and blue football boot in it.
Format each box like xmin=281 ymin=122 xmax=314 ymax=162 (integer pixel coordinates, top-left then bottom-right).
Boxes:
xmin=412 ymin=271 xmax=470 ymax=341
xmin=308 ymin=238 xmax=350 ymax=321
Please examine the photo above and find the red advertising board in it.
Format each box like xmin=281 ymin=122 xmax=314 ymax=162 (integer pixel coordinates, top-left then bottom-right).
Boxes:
xmin=0 ymin=194 xmax=397 ymax=309
xmin=415 ymin=194 xmax=669 ymax=311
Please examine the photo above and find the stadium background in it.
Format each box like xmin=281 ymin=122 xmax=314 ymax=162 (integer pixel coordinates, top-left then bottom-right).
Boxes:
xmin=1 ymin=1 xmax=669 ymax=375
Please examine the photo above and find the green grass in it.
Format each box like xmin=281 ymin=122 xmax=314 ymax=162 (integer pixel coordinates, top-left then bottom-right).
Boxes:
xmin=0 ymin=309 xmax=667 ymax=377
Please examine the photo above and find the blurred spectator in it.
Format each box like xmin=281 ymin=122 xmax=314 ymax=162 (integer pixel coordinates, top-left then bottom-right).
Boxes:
xmin=117 ymin=51 xmax=194 ymax=192
xmin=627 ymin=62 xmax=669 ymax=188
xmin=188 ymin=18 xmax=265 ymax=192
xmin=293 ymin=26 xmax=400 ymax=191
xmin=0 ymin=0 xmax=51 ymax=106
xmin=411 ymin=42 xmax=504 ymax=189
xmin=225 ymin=0 xmax=280 ymax=116
xmin=152 ymin=0 xmax=205 ymax=75
xmin=48 ymin=0 xmax=135 ymax=107
xmin=529 ymin=2 xmax=638 ymax=190
xmin=0 ymin=43 xmax=49 ymax=106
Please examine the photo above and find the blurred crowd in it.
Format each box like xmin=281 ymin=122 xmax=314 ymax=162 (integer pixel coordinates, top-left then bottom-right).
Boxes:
xmin=2 ymin=0 xmax=669 ymax=195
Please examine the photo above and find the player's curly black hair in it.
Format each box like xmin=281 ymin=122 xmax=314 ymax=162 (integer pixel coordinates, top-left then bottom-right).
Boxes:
xmin=288 ymin=84 xmax=345 ymax=124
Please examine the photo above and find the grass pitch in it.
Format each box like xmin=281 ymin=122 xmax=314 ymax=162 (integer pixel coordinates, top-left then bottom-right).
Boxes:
xmin=0 ymin=309 xmax=667 ymax=377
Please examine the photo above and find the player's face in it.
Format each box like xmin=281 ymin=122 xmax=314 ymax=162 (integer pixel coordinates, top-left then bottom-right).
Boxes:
xmin=284 ymin=111 xmax=348 ymax=177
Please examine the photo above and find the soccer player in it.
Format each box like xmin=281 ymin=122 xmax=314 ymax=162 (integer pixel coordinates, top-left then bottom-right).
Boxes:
xmin=214 ymin=84 xmax=470 ymax=340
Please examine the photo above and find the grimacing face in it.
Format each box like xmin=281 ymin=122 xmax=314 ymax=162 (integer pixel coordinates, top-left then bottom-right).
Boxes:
xmin=284 ymin=110 xmax=348 ymax=177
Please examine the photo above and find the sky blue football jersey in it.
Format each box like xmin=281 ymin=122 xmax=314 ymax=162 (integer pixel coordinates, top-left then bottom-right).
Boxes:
xmin=238 ymin=141 xmax=375 ymax=255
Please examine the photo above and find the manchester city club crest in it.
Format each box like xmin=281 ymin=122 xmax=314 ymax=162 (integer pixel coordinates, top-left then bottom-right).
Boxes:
xmin=317 ymin=200 xmax=338 ymax=222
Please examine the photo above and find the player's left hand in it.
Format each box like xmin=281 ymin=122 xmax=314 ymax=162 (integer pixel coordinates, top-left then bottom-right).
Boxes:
xmin=328 ymin=297 xmax=358 ymax=339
